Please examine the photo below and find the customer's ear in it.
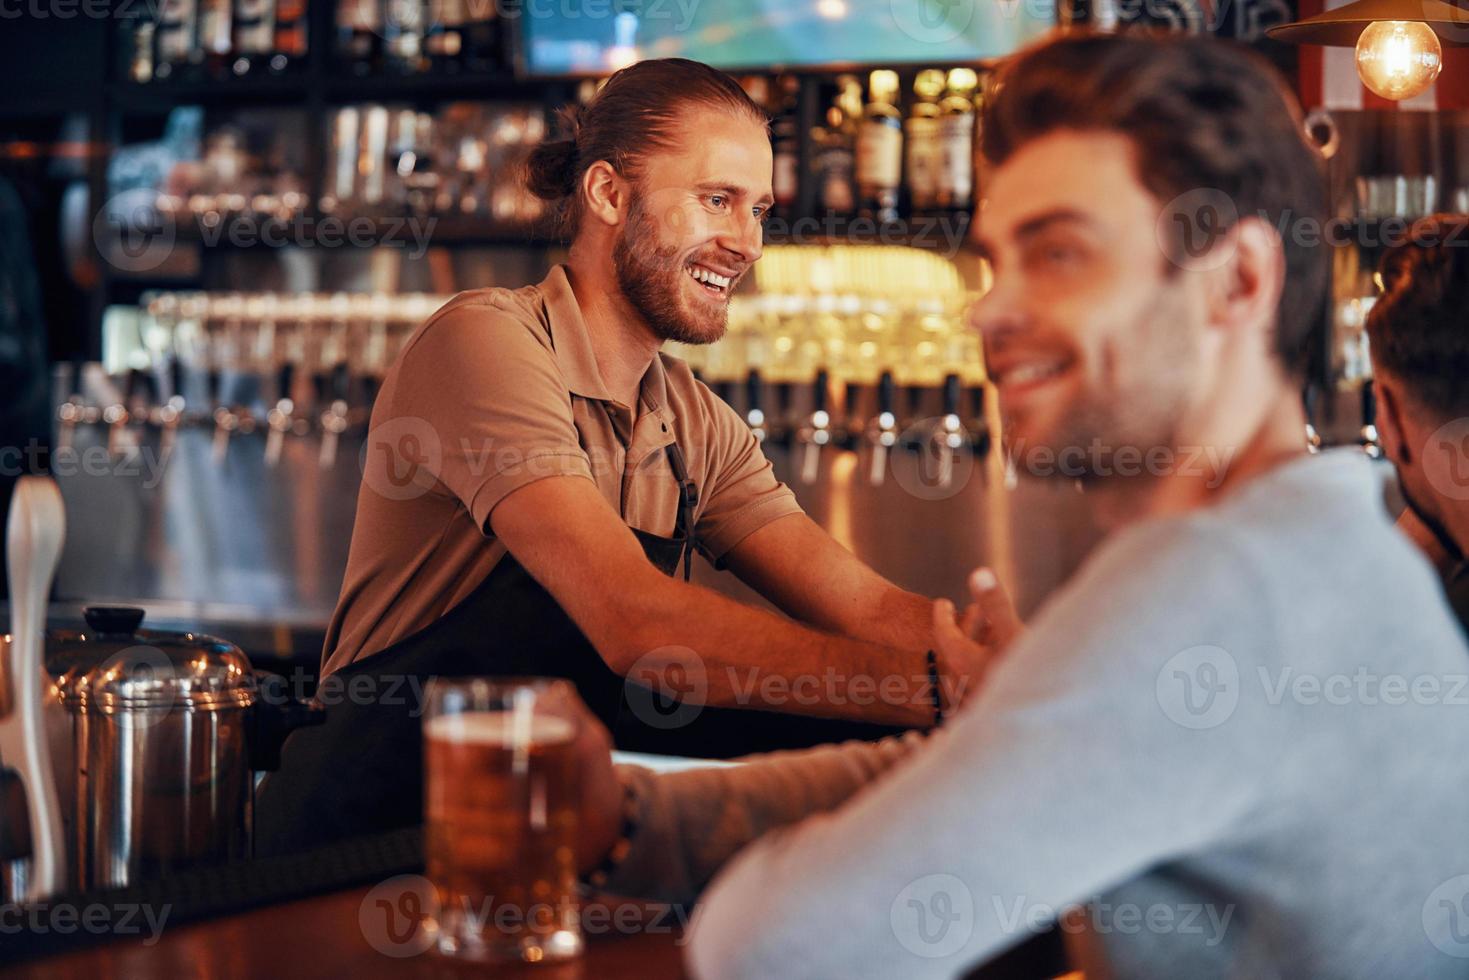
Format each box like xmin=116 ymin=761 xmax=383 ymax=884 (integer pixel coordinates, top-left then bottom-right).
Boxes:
xmin=1374 ymin=376 xmax=1412 ymax=466
xmin=1207 ymin=216 xmax=1286 ymax=342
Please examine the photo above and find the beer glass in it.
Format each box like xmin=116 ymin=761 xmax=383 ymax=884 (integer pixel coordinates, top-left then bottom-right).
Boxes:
xmin=423 ymin=677 xmax=583 ymax=963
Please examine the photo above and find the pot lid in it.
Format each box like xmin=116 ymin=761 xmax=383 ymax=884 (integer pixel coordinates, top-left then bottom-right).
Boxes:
xmin=49 ymin=606 xmax=255 ymax=712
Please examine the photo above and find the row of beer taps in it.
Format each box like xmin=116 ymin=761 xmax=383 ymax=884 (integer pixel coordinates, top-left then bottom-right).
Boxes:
xmin=708 ymin=369 xmax=992 ymax=490
xmin=60 ymin=291 xmax=446 ymax=468
xmin=66 ymin=290 xmax=993 ymax=490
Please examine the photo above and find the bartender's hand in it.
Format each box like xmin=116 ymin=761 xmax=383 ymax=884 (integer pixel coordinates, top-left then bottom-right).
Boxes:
xmin=569 ymin=698 xmax=627 ymax=876
xmin=931 ymin=567 xmax=1024 ymax=709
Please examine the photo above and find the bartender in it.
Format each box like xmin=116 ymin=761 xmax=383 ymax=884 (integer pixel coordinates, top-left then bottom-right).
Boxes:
xmin=256 ymin=58 xmax=995 ymax=854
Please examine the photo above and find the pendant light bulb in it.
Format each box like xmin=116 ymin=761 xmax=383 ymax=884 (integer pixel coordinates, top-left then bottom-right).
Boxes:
xmin=1355 ymin=20 xmax=1443 ymax=101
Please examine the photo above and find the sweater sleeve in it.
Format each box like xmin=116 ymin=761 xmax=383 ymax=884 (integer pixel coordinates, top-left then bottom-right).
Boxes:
xmin=605 ymin=732 xmax=928 ymax=904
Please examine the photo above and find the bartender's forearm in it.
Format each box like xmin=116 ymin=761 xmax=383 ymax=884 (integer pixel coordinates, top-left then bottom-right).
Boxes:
xmin=607 ymin=572 xmax=935 ymax=727
xmin=491 ymin=477 xmax=934 ymax=727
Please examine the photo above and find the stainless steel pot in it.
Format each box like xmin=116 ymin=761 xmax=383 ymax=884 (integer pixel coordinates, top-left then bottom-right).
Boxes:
xmin=1 ymin=605 xmax=322 ymax=897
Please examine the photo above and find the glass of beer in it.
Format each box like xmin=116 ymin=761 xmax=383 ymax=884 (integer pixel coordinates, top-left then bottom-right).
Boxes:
xmin=423 ymin=677 xmax=583 ymax=963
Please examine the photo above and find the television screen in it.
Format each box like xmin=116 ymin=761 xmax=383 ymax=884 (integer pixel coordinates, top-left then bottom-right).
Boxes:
xmin=520 ymin=0 xmax=1057 ymax=76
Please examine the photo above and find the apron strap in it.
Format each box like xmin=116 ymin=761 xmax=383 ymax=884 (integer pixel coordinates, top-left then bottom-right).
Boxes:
xmin=664 ymin=442 xmax=698 ymax=582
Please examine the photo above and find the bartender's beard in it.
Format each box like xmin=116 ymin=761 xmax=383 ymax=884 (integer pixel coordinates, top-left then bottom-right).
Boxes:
xmin=1399 ymin=475 xmax=1465 ymax=565
xmin=613 ymin=195 xmax=730 ymax=346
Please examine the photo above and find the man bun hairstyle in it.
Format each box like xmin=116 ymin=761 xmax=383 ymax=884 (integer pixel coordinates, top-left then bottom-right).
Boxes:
xmin=1365 ymin=213 xmax=1469 ymax=419
xmin=526 ymin=58 xmax=769 ymax=238
xmin=983 ymin=32 xmax=1330 ymax=380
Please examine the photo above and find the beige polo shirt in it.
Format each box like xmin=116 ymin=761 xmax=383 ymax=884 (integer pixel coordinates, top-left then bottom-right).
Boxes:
xmin=321 ymin=264 xmax=802 ymax=675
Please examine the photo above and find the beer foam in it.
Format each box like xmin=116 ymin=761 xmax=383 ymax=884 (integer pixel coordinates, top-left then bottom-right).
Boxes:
xmin=427 ymin=711 xmax=575 ymax=746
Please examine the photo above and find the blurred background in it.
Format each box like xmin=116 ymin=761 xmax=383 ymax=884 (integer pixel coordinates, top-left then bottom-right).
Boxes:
xmin=0 ymin=0 xmax=1461 ymax=680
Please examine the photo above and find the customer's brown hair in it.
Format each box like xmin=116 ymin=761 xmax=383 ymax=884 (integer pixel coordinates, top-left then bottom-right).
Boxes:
xmin=983 ymin=32 xmax=1330 ymax=380
xmin=526 ymin=58 xmax=768 ymax=238
xmin=1366 ymin=213 xmax=1469 ymax=417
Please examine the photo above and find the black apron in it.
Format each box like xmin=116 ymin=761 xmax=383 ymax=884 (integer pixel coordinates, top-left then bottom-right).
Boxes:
xmin=255 ymin=443 xmax=904 ymax=856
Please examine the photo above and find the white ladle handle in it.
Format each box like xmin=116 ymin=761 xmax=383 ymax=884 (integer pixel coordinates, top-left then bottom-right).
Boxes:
xmin=3 ymin=476 xmax=66 ymax=901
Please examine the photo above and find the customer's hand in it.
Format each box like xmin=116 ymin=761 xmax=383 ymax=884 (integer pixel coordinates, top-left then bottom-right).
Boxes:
xmin=931 ymin=567 xmax=1025 ymax=710
xmin=566 ymin=697 xmax=626 ymax=876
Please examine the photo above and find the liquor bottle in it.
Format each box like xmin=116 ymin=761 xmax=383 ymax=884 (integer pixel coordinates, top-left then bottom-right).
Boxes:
xmin=461 ymin=0 xmax=500 ymax=73
xmin=154 ymin=0 xmax=197 ymax=81
xmin=425 ymin=0 xmax=466 ymax=73
xmin=195 ymin=0 xmax=234 ymax=79
xmin=272 ymin=0 xmax=309 ymax=73
xmin=384 ymin=0 xmax=428 ymax=74
xmin=936 ymin=68 xmax=980 ymax=213
xmin=130 ymin=21 xmax=155 ymax=83
xmin=812 ymin=76 xmax=860 ymax=217
xmin=771 ymin=75 xmax=801 ymax=213
xmin=231 ymin=0 xmax=276 ymax=75
xmin=337 ymin=0 xmax=381 ymax=75
xmin=856 ymin=70 xmax=903 ymax=225
xmin=904 ymin=69 xmax=946 ymax=214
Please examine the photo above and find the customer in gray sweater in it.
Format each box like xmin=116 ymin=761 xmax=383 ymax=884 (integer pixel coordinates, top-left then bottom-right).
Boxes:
xmin=571 ymin=34 xmax=1469 ymax=979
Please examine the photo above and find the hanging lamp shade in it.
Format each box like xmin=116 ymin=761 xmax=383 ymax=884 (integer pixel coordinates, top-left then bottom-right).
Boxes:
xmin=1266 ymin=0 xmax=1469 ymax=47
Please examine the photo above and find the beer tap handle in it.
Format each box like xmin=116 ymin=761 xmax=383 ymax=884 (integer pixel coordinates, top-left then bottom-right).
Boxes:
xmin=840 ymin=379 xmax=862 ymax=450
xmin=319 ymin=399 xmax=351 ymax=469
xmin=798 ymin=369 xmax=832 ymax=486
xmin=941 ymin=373 xmax=961 ymax=418
xmin=969 ymin=383 xmax=992 ymax=458
xmin=276 ymin=361 xmax=296 ymax=408
xmin=331 ymin=361 xmax=352 ymax=404
xmin=169 ymin=356 xmax=187 ymax=409
xmin=263 ymin=363 xmax=297 ymax=467
xmin=1303 ymin=383 xmax=1323 ymax=454
xmin=774 ymin=381 xmax=795 ymax=447
xmin=745 ymin=370 xmax=767 ymax=443
xmin=1360 ymin=379 xmax=1380 ymax=458
xmin=867 ymin=370 xmax=898 ymax=487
